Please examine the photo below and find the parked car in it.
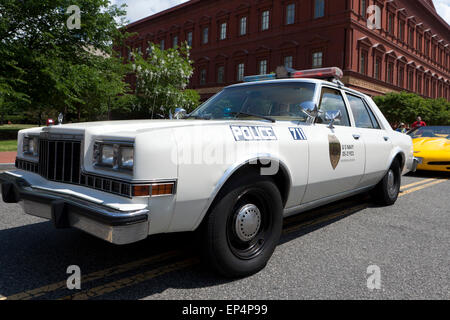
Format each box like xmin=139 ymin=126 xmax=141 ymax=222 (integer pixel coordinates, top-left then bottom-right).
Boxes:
xmin=408 ymin=126 xmax=450 ymax=172
xmin=1 ymin=67 xmax=418 ymax=277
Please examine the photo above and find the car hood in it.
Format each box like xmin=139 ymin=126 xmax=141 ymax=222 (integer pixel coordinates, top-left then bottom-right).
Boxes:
xmin=413 ymin=137 xmax=450 ymax=157
xmin=24 ymin=119 xmax=275 ymax=138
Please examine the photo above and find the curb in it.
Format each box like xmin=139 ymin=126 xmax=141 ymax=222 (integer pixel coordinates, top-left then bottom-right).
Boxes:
xmin=0 ymin=163 xmax=15 ymax=171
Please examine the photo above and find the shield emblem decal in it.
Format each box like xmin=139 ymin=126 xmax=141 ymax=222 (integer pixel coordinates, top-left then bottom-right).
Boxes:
xmin=328 ymin=134 xmax=341 ymax=170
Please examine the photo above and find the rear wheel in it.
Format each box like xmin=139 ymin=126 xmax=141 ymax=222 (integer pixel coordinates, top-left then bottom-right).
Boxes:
xmin=201 ymin=173 xmax=283 ymax=278
xmin=373 ymin=159 xmax=401 ymax=206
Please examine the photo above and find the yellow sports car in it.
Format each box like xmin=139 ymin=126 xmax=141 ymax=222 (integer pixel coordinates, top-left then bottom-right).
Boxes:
xmin=408 ymin=126 xmax=450 ymax=172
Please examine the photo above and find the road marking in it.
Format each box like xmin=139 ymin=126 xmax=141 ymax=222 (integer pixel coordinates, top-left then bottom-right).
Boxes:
xmin=4 ymin=177 xmax=447 ymax=300
xmin=59 ymin=258 xmax=199 ymax=300
xmin=400 ymin=178 xmax=436 ymax=191
xmin=399 ymin=179 xmax=446 ymax=197
xmin=4 ymin=250 xmax=180 ymax=300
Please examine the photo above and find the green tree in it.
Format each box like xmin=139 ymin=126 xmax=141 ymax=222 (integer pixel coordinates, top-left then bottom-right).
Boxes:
xmin=373 ymin=91 xmax=449 ymax=126
xmin=132 ymin=42 xmax=200 ymax=118
xmin=0 ymin=0 xmax=131 ymax=124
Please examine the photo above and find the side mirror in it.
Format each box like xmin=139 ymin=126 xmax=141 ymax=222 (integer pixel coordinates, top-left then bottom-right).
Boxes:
xmin=300 ymin=101 xmax=318 ymax=124
xmin=174 ymin=108 xmax=187 ymax=119
xmin=324 ymin=110 xmax=342 ymax=129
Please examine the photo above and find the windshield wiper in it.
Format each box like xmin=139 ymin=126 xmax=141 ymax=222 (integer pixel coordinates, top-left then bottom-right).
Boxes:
xmin=231 ymin=111 xmax=276 ymax=123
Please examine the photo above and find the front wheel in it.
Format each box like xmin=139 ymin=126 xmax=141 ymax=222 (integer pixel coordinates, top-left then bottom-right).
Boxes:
xmin=373 ymin=159 xmax=401 ymax=206
xmin=201 ymin=173 xmax=283 ymax=278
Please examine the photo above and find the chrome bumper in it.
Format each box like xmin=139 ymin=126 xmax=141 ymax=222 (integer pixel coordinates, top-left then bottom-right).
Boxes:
xmin=0 ymin=172 xmax=150 ymax=245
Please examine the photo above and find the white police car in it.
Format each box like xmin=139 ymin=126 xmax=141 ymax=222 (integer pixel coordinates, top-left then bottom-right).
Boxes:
xmin=1 ymin=67 xmax=417 ymax=277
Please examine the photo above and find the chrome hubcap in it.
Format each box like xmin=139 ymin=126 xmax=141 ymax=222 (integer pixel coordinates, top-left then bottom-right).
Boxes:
xmin=387 ymin=169 xmax=396 ymax=196
xmin=235 ymin=204 xmax=262 ymax=242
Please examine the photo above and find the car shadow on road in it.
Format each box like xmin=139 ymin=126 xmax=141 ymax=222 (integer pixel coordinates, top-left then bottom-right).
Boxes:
xmin=0 ymin=193 xmax=375 ymax=300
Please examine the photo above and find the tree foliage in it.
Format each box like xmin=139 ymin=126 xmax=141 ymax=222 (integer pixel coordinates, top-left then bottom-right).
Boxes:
xmin=373 ymin=92 xmax=450 ymax=126
xmin=0 ymin=0 xmax=131 ymax=124
xmin=132 ymin=43 xmax=200 ymax=118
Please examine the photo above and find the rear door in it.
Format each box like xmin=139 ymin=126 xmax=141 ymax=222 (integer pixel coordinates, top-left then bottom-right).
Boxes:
xmin=302 ymin=86 xmax=365 ymax=203
xmin=344 ymin=92 xmax=392 ymax=187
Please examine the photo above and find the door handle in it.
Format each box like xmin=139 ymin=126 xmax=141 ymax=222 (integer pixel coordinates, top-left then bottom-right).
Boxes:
xmin=352 ymin=134 xmax=361 ymax=140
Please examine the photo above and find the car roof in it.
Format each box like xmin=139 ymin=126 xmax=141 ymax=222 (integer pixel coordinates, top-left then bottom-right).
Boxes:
xmin=226 ymin=78 xmax=369 ymax=99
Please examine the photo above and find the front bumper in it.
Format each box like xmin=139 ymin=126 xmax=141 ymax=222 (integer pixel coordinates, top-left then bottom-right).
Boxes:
xmin=0 ymin=172 xmax=150 ymax=245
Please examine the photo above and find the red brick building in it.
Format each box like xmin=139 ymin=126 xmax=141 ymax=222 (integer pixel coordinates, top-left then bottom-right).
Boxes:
xmin=121 ymin=0 xmax=450 ymax=100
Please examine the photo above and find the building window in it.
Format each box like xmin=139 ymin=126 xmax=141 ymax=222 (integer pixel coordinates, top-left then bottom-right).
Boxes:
xmin=417 ymin=75 xmax=422 ymax=94
xmin=200 ymin=69 xmax=207 ymax=85
xmin=220 ymin=22 xmax=227 ymax=40
xmin=262 ymin=10 xmax=270 ymax=31
xmin=425 ymin=79 xmax=430 ymax=96
xmin=259 ymin=60 xmax=268 ymax=75
xmin=286 ymin=3 xmax=295 ymax=25
xmin=160 ymin=39 xmax=165 ymax=50
xmin=417 ymin=34 xmax=422 ymax=53
xmin=202 ymin=27 xmax=209 ymax=44
xmin=187 ymin=31 xmax=193 ymax=47
xmin=284 ymin=56 xmax=293 ymax=69
xmin=314 ymin=0 xmax=325 ymax=19
xmin=398 ymin=20 xmax=405 ymax=41
xmin=408 ymin=70 xmax=414 ymax=90
xmin=374 ymin=57 xmax=381 ymax=80
xmin=408 ymin=27 xmax=414 ymax=48
xmin=361 ymin=0 xmax=367 ymax=16
xmin=360 ymin=51 xmax=368 ymax=75
xmin=172 ymin=36 xmax=178 ymax=48
xmin=217 ymin=66 xmax=225 ymax=83
xmin=388 ymin=14 xmax=394 ymax=35
xmin=312 ymin=51 xmax=323 ymax=68
xmin=237 ymin=63 xmax=245 ymax=81
xmin=240 ymin=17 xmax=247 ymax=36
xmin=425 ymin=39 xmax=430 ymax=56
xmin=387 ymin=62 xmax=394 ymax=84
xmin=398 ymin=67 xmax=405 ymax=88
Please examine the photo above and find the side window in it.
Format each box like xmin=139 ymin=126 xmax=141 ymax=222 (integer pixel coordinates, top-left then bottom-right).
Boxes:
xmin=318 ymin=87 xmax=351 ymax=127
xmin=346 ymin=94 xmax=380 ymax=129
xmin=364 ymin=100 xmax=381 ymax=129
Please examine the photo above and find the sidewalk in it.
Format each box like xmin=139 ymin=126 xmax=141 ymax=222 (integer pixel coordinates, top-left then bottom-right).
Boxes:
xmin=0 ymin=151 xmax=16 ymax=170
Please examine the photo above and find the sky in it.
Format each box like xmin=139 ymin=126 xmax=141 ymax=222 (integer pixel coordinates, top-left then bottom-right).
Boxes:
xmin=112 ymin=0 xmax=450 ymax=25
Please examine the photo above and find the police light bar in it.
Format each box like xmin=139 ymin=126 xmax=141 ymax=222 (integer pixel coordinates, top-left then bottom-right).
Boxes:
xmin=243 ymin=74 xmax=276 ymax=82
xmin=289 ymin=67 xmax=343 ymax=80
xmin=243 ymin=66 xmax=344 ymax=83
xmin=244 ymin=73 xmax=277 ymax=82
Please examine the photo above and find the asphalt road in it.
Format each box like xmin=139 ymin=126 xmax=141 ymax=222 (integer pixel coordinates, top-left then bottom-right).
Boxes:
xmin=0 ymin=171 xmax=448 ymax=300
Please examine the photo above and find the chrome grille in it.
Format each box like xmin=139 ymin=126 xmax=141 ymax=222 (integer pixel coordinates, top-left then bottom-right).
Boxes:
xmin=16 ymin=137 xmax=133 ymax=198
xmin=39 ymin=139 xmax=81 ymax=184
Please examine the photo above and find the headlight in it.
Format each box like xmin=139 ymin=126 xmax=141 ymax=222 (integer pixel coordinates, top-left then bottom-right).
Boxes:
xmin=119 ymin=147 xmax=134 ymax=170
xmin=23 ymin=136 xmax=39 ymax=157
xmin=101 ymin=144 xmax=115 ymax=167
xmin=93 ymin=142 xmax=134 ymax=172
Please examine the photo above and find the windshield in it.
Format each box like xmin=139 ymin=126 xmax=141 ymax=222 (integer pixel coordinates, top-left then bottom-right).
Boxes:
xmin=408 ymin=126 xmax=450 ymax=139
xmin=189 ymin=82 xmax=316 ymax=121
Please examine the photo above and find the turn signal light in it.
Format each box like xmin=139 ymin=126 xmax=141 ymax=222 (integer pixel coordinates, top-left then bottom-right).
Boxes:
xmin=151 ymin=183 xmax=175 ymax=196
xmin=133 ymin=185 xmax=150 ymax=197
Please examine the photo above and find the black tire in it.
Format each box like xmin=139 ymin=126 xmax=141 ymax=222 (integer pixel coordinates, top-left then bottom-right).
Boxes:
xmin=373 ymin=159 xmax=401 ymax=206
xmin=201 ymin=172 xmax=283 ymax=278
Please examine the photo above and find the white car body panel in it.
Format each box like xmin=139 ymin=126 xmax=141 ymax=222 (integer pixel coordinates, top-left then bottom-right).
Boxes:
xmin=8 ymin=78 xmax=415 ymax=242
